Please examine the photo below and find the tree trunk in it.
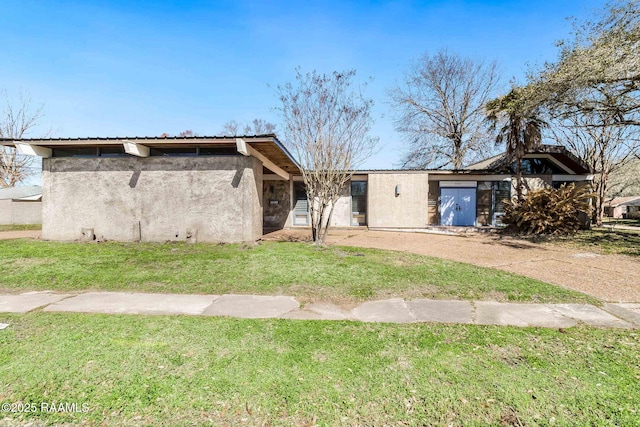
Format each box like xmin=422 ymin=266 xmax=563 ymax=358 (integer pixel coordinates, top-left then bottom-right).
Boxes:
xmin=310 ymin=201 xmax=320 ymax=243
xmin=515 ymin=158 xmax=524 ymax=202
xmin=595 ymin=172 xmax=608 ymax=227
xmin=312 ymin=201 xmax=327 ymax=245
xmin=319 ymin=201 xmax=337 ymax=244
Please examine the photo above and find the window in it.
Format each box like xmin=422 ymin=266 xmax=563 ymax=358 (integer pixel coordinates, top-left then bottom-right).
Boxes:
xmin=552 ymin=181 xmax=573 ymax=189
xmin=511 ymin=158 xmax=566 ymax=175
xmin=293 ymin=182 xmax=309 ymax=226
xmin=52 ymin=147 xmax=99 ymax=157
xmin=149 ymin=147 xmax=197 ymax=156
xmin=198 ymin=146 xmax=238 ymax=156
xmin=99 ymin=146 xmax=127 ymax=157
xmin=493 ymin=181 xmax=511 ymax=226
xmin=351 ymin=181 xmax=367 ymax=226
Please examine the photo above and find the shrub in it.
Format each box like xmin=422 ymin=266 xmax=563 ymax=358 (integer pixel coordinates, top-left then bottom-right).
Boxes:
xmin=627 ymin=211 xmax=640 ymax=220
xmin=502 ymin=184 xmax=594 ymax=235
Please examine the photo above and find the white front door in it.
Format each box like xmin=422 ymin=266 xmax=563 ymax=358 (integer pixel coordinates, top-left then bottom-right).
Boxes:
xmin=440 ymin=188 xmax=476 ymax=226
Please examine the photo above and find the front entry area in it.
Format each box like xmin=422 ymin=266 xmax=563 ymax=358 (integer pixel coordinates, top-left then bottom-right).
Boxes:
xmin=440 ymin=188 xmax=477 ymax=226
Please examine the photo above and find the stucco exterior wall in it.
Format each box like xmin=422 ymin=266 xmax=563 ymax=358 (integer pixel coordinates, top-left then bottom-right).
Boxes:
xmin=0 ymin=200 xmax=10 ymax=224
xmin=328 ymin=184 xmax=351 ymax=227
xmin=0 ymin=200 xmax=42 ymax=225
xmin=367 ymin=173 xmax=429 ymax=228
xmin=520 ymin=176 xmax=552 ymax=194
xmin=42 ymin=156 xmax=262 ymax=242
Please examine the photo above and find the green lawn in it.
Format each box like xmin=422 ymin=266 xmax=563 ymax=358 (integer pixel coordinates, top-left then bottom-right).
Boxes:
xmin=602 ymin=217 xmax=640 ymax=227
xmin=0 ymin=313 xmax=638 ymax=426
xmin=0 ymin=239 xmax=595 ymax=304
xmin=552 ymin=228 xmax=640 ymax=257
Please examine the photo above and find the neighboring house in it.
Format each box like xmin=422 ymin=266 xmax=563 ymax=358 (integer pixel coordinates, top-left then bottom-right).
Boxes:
xmin=0 ymin=136 xmax=592 ymax=242
xmin=0 ymin=185 xmax=42 ymax=225
xmin=604 ymin=196 xmax=640 ymax=218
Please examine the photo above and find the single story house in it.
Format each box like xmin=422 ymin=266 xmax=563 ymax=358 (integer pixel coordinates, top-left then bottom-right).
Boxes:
xmin=0 ymin=136 xmax=592 ymax=242
xmin=604 ymin=196 xmax=640 ymax=219
xmin=0 ymin=185 xmax=42 ymax=225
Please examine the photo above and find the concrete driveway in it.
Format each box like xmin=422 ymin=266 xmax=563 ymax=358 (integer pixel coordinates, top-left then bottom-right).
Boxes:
xmin=268 ymin=229 xmax=640 ymax=303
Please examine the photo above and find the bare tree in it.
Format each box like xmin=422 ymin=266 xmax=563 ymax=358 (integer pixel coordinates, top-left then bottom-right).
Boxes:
xmin=534 ymin=1 xmax=640 ymax=127
xmin=608 ymin=157 xmax=640 ymax=197
xmin=389 ymin=49 xmax=500 ymax=169
xmin=526 ymin=1 xmax=640 ymax=223
xmin=0 ymin=90 xmax=45 ymax=188
xmin=276 ymin=69 xmax=378 ymax=244
xmin=220 ymin=119 xmax=276 ymax=136
xmin=550 ymin=108 xmax=638 ymax=225
xmin=159 ymin=130 xmax=198 ymax=137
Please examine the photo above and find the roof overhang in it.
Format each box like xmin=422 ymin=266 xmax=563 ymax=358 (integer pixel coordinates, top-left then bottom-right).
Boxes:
xmin=462 ymin=145 xmax=592 ymax=175
xmin=0 ymin=134 xmax=301 ymax=177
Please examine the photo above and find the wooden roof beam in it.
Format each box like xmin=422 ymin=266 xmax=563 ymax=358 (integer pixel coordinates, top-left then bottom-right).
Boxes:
xmin=236 ymin=138 xmax=290 ymax=180
xmin=13 ymin=142 xmax=52 ymax=158
xmin=122 ymin=140 xmax=150 ymax=157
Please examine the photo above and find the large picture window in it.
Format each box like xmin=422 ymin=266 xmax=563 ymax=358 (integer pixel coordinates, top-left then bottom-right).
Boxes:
xmin=493 ymin=181 xmax=511 ymax=225
xmin=351 ymin=181 xmax=367 ymax=226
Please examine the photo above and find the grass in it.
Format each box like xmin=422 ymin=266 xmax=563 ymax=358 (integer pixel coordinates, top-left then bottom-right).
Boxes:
xmin=0 ymin=313 xmax=638 ymax=426
xmin=550 ymin=228 xmax=640 ymax=257
xmin=516 ymin=226 xmax=640 ymax=257
xmin=602 ymin=217 xmax=640 ymax=227
xmin=0 ymin=224 xmax=41 ymax=232
xmin=0 ymin=239 xmax=596 ymax=304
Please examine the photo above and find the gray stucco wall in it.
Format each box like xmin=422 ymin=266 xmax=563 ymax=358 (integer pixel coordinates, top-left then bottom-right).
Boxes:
xmin=367 ymin=173 xmax=429 ymax=228
xmin=42 ymin=156 xmax=263 ymax=242
xmin=0 ymin=200 xmax=42 ymax=225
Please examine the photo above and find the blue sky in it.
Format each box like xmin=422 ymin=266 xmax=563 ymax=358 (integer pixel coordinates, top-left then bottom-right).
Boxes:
xmin=1 ymin=0 xmax=606 ymax=183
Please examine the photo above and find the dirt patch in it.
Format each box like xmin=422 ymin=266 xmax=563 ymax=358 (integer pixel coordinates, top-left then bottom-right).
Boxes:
xmin=0 ymin=230 xmax=41 ymax=240
xmin=267 ymin=229 xmax=640 ymax=303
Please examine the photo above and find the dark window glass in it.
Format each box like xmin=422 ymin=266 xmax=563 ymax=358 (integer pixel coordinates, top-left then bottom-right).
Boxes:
xmin=351 ymin=181 xmax=367 ymax=226
xmin=198 ymin=146 xmax=238 ymax=156
xmin=52 ymin=147 xmax=99 ymax=157
xmin=493 ymin=181 xmax=511 ymax=214
xmin=511 ymin=158 xmax=566 ymax=174
xmin=552 ymin=181 xmax=572 ymax=189
xmin=99 ymin=146 xmax=128 ymax=157
xmin=149 ymin=147 xmax=197 ymax=156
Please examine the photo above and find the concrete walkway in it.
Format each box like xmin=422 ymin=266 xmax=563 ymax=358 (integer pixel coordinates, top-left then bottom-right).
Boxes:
xmin=1 ymin=291 xmax=639 ymax=329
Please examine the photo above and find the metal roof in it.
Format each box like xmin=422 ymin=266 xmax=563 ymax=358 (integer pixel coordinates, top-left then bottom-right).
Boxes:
xmin=605 ymin=196 xmax=640 ymax=207
xmin=0 ymin=134 xmax=276 ymax=142
xmin=0 ymin=134 xmax=301 ymax=175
